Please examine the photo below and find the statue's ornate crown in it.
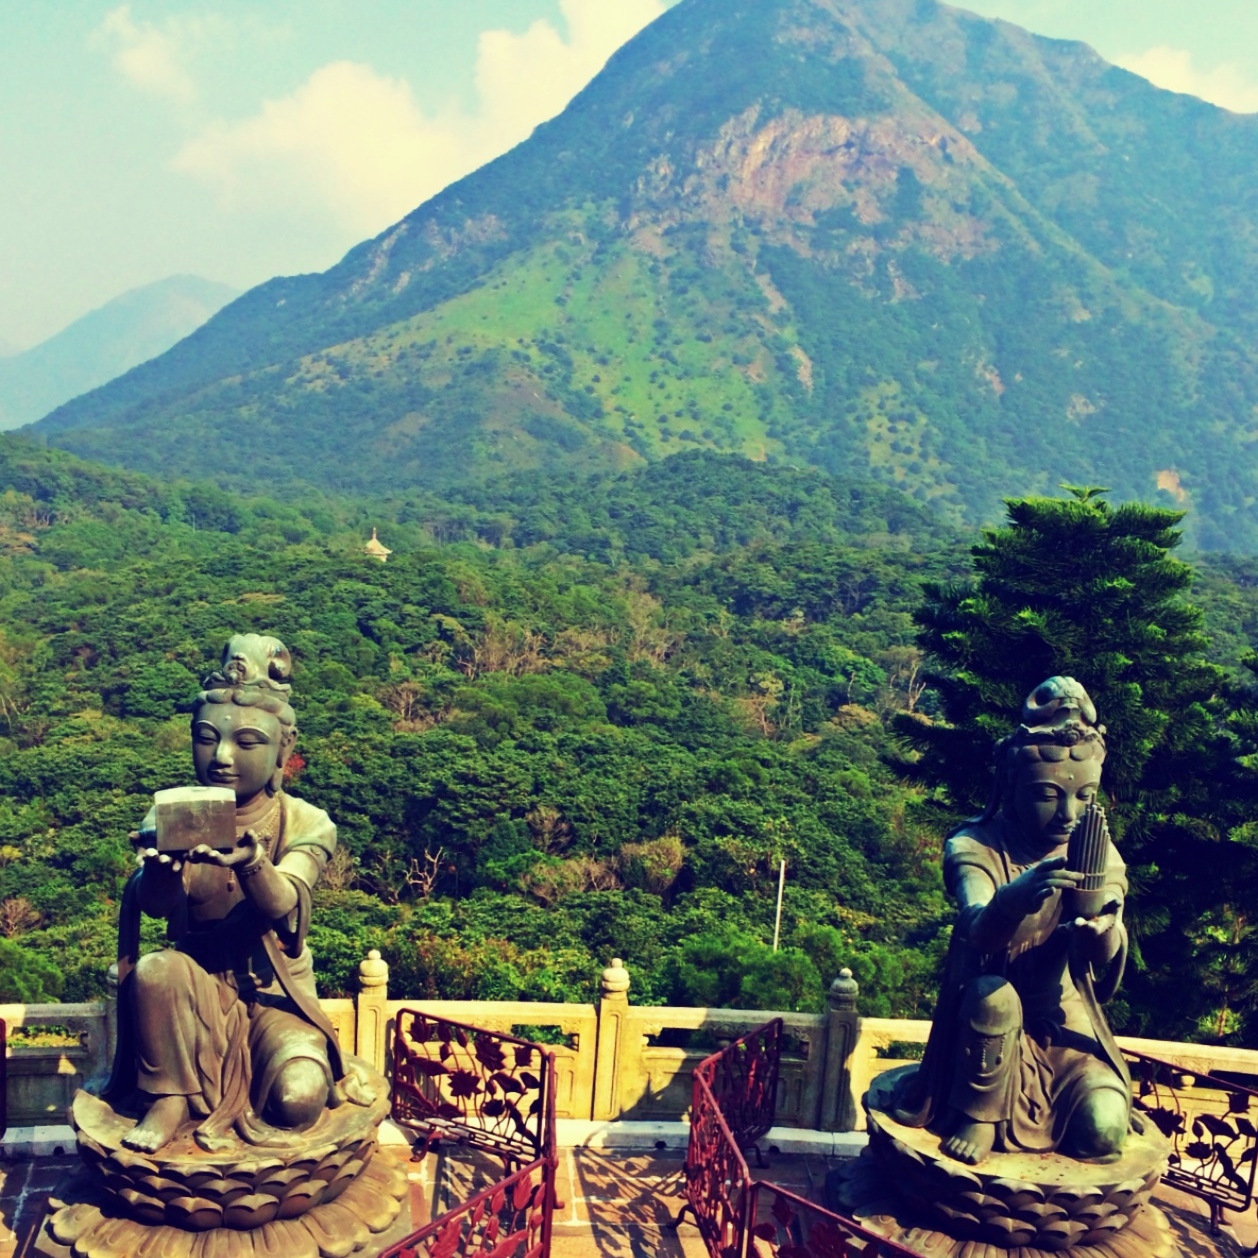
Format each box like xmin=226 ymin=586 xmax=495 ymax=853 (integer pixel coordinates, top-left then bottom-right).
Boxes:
xmin=203 ymin=634 xmax=292 ymax=692
xmin=1021 ymin=676 xmax=1097 ymax=730
xmin=1002 ymin=675 xmax=1106 ymax=762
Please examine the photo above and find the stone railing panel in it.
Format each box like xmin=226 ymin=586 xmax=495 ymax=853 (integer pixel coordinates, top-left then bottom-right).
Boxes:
xmin=321 ymin=997 xmax=356 ymax=1057
xmin=0 ymin=1002 xmax=107 ymax=1127
xmin=1116 ymin=1035 xmax=1258 ymax=1079
xmin=848 ymin=1017 xmax=932 ymax=1131
xmin=617 ymin=1006 xmax=826 ymax=1126
xmin=14 ymin=955 xmax=1258 ymax=1142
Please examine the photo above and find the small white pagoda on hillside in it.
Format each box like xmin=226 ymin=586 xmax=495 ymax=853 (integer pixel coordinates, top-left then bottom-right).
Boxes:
xmin=364 ymin=527 xmax=392 ymax=562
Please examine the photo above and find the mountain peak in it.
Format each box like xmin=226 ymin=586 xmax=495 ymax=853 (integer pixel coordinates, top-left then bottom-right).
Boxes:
xmin=31 ymin=0 xmax=1258 ymax=548
xmin=0 ymin=276 xmax=238 ymax=432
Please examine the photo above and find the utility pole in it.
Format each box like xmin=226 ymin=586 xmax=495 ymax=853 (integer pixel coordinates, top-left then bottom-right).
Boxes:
xmin=772 ymin=858 xmax=786 ymax=951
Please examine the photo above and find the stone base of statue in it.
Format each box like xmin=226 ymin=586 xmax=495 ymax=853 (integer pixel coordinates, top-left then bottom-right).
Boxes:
xmin=36 ymin=1057 xmax=409 ymax=1258
xmin=827 ymin=1066 xmax=1178 ymax=1258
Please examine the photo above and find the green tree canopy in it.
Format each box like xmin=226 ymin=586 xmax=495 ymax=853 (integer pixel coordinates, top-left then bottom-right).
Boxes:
xmin=904 ymin=487 xmax=1224 ymax=810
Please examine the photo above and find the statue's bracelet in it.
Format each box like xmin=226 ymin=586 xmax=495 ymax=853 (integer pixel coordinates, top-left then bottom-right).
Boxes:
xmin=238 ymin=854 xmax=269 ymax=879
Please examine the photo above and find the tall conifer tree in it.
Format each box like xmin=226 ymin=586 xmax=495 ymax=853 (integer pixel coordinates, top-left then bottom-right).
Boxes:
xmin=905 ymin=487 xmax=1222 ymax=809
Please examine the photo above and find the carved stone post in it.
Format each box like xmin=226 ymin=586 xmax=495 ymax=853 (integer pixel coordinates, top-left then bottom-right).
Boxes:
xmin=593 ymin=958 xmax=630 ymax=1122
xmin=820 ymin=967 xmax=860 ymax=1132
xmin=356 ymin=949 xmax=390 ymax=1076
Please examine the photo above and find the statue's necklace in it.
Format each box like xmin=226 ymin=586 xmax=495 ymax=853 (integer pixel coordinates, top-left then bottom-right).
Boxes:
xmin=226 ymin=796 xmax=282 ymax=893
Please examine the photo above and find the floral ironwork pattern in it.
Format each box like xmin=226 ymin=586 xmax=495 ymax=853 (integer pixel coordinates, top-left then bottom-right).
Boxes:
xmin=696 ymin=1018 xmax=782 ymax=1154
xmin=380 ymin=1156 xmax=551 ymax=1258
xmin=746 ymin=1183 xmax=922 ymax=1258
xmin=1126 ymin=1050 xmax=1258 ymax=1229
xmin=682 ymin=1070 xmax=754 ymax=1258
xmin=392 ymin=1010 xmax=553 ymax=1165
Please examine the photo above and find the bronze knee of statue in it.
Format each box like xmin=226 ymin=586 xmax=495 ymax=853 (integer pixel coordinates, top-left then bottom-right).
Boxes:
xmin=266 ymin=1059 xmax=330 ymax=1130
xmin=1064 ymin=1085 xmax=1129 ymax=1162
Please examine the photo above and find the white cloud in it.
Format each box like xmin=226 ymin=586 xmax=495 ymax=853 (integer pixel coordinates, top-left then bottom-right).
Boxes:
xmin=1116 ymin=46 xmax=1258 ymax=114
xmin=170 ymin=0 xmax=666 ymax=236
xmin=98 ymin=5 xmax=196 ymax=104
xmin=476 ymin=0 xmax=666 ymax=149
xmin=173 ymin=62 xmax=459 ymax=234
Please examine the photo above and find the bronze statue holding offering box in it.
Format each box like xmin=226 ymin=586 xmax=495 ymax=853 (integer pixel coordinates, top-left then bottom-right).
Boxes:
xmin=110 ymin=633 xmax=372 ymax=1154
xmin=41 ymin=634 xmax=406 ymax=1258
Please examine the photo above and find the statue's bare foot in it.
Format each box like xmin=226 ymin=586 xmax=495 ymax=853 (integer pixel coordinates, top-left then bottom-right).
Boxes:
xmin=942 ymin=1118 xmax=995 ymax=1165
xmin=122 ymin=1094 xmax=189 ymax=1153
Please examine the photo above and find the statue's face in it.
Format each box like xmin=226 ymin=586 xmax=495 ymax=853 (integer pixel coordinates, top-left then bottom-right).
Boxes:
xmin=192 ymin=702 xmax=286 ymax=804
xmin=1011 ymin=755 xmax=1102 ymax=847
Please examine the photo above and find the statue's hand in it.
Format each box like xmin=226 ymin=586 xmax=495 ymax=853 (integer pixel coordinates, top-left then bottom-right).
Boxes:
xmin=999 ymin=855 xmax=1082 ymax=919
xmin=1070 ymin=911 xmax=1121 ymax=965
xmin=130 ymin=829 xmax=184 ymax=877
xmin=186 ymin=829 xmax=262 ymax=869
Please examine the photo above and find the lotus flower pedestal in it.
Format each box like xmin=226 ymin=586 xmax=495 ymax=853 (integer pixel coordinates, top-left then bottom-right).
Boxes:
xmin=828 ymin=1066 xmax=1178 ymax=1258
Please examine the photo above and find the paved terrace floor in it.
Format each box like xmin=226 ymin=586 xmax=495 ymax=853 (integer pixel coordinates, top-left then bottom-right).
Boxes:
xmin=4 ymin=1143 xmax=1258 ymax=1258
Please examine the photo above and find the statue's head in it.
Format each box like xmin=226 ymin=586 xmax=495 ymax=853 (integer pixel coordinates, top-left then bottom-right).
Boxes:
xmin=191 ymin=634 xmax=297 ymax=805
xmin=993 ymin=677 xmax=1106 ymax=848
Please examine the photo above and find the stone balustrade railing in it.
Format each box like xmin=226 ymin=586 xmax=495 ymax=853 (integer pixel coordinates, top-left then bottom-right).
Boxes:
xmin=6 ymin=953 xmax=1258 ymax=1133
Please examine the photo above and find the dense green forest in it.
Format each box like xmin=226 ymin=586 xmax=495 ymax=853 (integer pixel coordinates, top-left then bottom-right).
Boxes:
xmin=5 ymin=437 xmax=1258 ymax=1045
xmin=0 ymin=440 xmax=964 ymax=1018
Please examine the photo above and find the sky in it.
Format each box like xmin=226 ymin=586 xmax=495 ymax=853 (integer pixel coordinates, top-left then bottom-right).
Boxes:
xmin=1 ymin=0 xmax=1256 ymax=351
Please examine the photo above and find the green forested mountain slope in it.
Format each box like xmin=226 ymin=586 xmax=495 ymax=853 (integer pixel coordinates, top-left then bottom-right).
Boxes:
xmin=31 ymin=0 xmax=1258 ymax=546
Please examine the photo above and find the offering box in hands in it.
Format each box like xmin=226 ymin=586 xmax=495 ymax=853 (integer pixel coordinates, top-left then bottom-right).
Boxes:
xmin=154 ymin=785 xmax=236 ymax=852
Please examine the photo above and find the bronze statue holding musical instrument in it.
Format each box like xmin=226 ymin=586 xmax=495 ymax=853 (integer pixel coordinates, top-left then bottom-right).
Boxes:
xmin=892 ymin=676 xmax=1131 ymax=1166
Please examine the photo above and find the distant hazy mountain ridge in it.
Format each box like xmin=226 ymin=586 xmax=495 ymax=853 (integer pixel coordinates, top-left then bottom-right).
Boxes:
xmin=31 ymin=0 xmax=1258 ymax=547
xmin=1 ymin=276 xmax=237 ymax=431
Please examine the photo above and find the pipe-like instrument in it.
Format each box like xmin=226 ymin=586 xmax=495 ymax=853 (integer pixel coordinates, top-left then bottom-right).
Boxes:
xmin=1065 ymin=801 xmax=1113 ymax=920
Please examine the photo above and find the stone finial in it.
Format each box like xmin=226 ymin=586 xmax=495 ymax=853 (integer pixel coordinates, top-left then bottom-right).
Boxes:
xmin=359 ymin=949 xmax=389 ymax=989
xmin=601 ymin=958 xmax=630 ymax=997
xmin=828 ymin=967 xmax=859 ymax=1012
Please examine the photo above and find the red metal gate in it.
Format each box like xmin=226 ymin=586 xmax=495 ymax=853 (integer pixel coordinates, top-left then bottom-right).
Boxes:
xmin=1126 ymin=1048 xmax=1258 ymax=1231
xmin=679 ymin=1017 xmax=922 ymax=1258
xmin=384 ymin=1010 xmax=558 ymax=1258
xmin=746 ymin=1181 xmax=921 ymax=1258
xmin=697 ymin=1018 xmax=782 ymax=1155
xmin=683 ymin=1069 xmax=755 ymax=1258
xmin=380 ymin=1156 xmax=553 ymax=1258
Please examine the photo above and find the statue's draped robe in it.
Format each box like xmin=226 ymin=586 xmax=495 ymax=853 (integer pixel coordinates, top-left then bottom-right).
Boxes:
xmin=106 ymin=792 xmax=344 ymax=1147
xmin=896 ymin=821 xmax=1131 ymax=1152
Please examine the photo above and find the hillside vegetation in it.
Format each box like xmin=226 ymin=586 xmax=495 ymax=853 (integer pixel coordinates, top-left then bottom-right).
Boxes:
xmin=0 ymin=441 xmax=964 ymax=1016
xmin=30 ymin=0 xmax=1258 ymax=547
xmin=7 ymin=438 xmax=1258 ymax=1043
